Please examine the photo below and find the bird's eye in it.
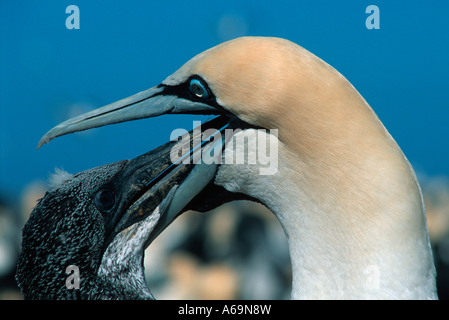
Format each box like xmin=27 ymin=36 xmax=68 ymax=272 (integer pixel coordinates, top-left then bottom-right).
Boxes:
xmin=189 ymin=78 xmax=209 ymax=99
xmin=94 ymin=189 xmax=116 ymax=213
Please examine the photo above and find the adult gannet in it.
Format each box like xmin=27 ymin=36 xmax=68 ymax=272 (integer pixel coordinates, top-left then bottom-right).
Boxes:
xmin=17 ymin=124 xmax=224 ymax=299
xmin=38 ymin=37 xmax=438 ymax=299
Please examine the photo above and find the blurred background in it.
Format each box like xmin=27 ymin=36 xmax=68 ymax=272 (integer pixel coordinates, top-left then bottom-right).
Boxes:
xmin=1 ymin=1 xmax=448 ymax=299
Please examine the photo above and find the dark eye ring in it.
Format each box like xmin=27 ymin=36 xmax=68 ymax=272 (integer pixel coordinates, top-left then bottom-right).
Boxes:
xmin=94 ymin=189 xmax=116 ymax=213
xmin=189 ymin=78 xmax=209 ymax=99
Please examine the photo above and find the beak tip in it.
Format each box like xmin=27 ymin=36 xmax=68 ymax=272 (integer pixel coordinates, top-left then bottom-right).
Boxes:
xmin=37 ymin=134 xmax=51 ymax=149
xmin=37 ymin=125 xmax=65 ymax=149
xmin=37 ymin=139 xmax=45 ymax=149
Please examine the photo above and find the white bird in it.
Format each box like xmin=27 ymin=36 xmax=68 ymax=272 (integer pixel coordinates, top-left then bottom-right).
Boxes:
xmin=38 ymin=37 xmax=438 ymax=299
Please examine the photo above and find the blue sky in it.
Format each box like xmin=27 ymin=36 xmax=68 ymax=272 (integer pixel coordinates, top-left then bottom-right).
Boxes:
xmin=1 ymin=1 xmax=448 ymax=198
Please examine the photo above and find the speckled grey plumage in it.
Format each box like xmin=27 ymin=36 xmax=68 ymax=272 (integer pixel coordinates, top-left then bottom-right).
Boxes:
xmin=16 ymin=161 xmax=173 ymax=299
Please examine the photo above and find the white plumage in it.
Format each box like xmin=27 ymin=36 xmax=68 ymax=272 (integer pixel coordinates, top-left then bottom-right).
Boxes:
xmin=38 ymin=37 xmax=438 ymax=299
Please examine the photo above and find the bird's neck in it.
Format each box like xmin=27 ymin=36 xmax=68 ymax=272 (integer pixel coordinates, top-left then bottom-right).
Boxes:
xmin=278 ymin=146 xmax=436 ymax=299
xmin=97 ymin=256 xmax=152 ymax=299
xmin=97 ymin=228 xmax=154 ymax=299
xmin=278 ymin=193 xmax=436 ymax=299
xmin=216 ymin=130 xmax=437 ymax=299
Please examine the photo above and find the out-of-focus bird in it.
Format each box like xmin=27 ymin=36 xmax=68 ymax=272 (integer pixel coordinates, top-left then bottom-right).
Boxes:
xmin=38 ymin=37 xmax=438 ymax=299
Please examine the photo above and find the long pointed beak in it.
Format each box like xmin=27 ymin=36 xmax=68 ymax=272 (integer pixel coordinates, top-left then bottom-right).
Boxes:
xmin=108 ymin=115 xmax=230 ymax=248
xmin=144 ymin=115 xmax=231 ymax=247
xmin=38 ymin=85 xmax=219 ymax=148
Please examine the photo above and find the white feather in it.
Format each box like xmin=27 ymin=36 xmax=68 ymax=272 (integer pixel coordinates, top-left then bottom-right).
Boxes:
xmin=48 ymin=168 xmax=73 ymax=189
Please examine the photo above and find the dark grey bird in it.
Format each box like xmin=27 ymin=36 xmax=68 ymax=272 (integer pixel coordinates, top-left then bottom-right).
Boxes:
xmin=16 ymin=121 xmax=229 ymax=299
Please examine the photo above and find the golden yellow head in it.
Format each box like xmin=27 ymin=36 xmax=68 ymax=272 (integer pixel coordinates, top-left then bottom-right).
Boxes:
xmin=163 ymin=36 xmax=382 ymax=156
xmin=164 ymin=37 xmax=310 ymax=127
xmin=40 ymin=36 xmax=388 ymax=159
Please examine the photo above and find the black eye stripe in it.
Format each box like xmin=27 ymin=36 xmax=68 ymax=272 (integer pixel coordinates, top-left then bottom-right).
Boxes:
xmin=158 ymin=75 xmax=229 ymax=114
xmin=159 ymin=75 xmax=211 ymax=99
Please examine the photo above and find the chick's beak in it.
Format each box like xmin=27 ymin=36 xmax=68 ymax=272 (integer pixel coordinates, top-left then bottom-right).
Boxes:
xmin=105 ymin=116 xmax=230 ymax=248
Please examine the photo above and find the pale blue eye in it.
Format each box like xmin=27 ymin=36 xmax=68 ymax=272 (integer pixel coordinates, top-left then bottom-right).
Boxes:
xmin=189 ymin=79 xmax=209 ymax=99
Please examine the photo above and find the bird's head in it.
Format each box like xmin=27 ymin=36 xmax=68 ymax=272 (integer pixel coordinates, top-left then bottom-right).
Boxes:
xmin=38 ymin=37 xmax=360 ymax=147
xmin=34 ymin=38 xmax=411 ymax=296
xmin=37 ymin=36 xmax=381 ymax=164
xmin=18 ymin=119 xmax=227 ymax=299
